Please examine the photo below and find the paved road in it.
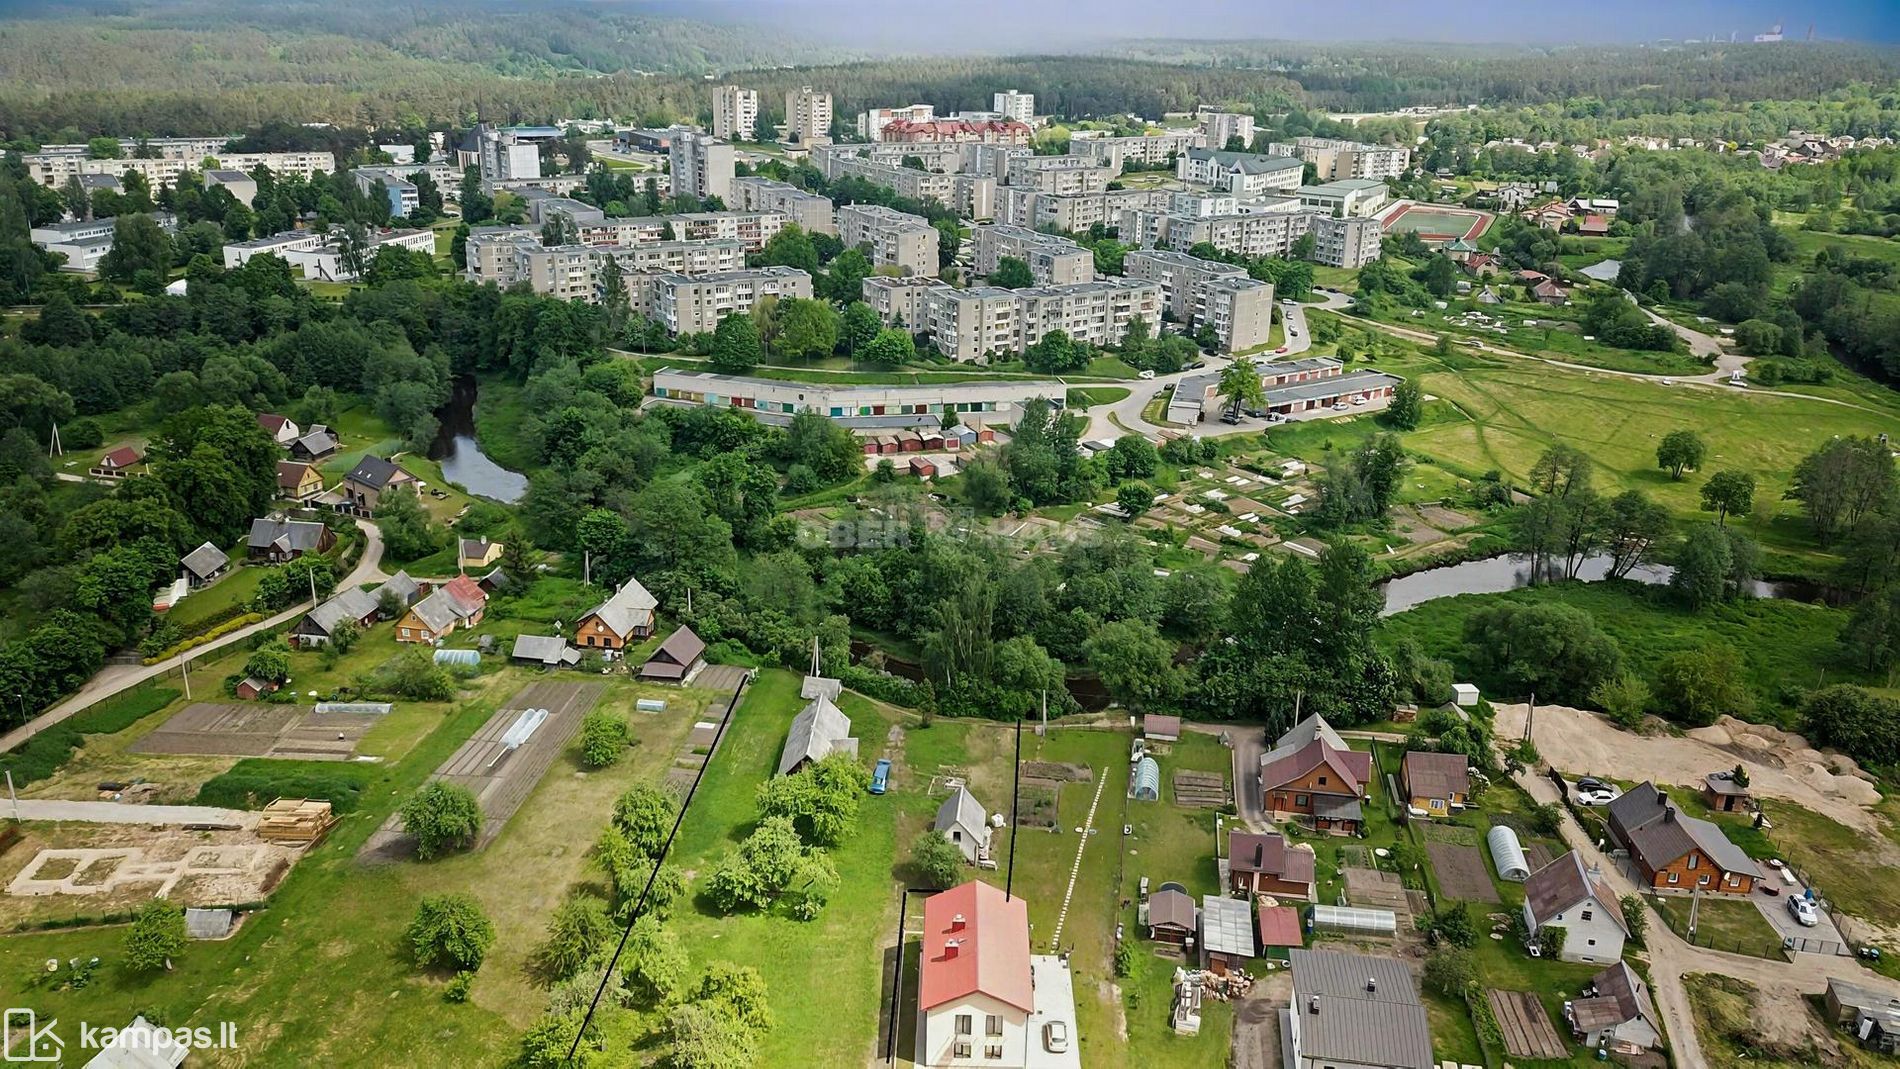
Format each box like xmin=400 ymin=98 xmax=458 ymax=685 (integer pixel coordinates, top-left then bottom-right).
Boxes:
xmin=3 ymin=799 xmax=257 ymax=827
xmin=1230 ymin=729 xmax=1267 ymax=828
xmin=0 ymin=519 xmax=385 ymax=755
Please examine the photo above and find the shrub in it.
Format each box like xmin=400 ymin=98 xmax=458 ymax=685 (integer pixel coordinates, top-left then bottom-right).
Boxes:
xmin=535 ymin=895 xmax=613 ymax=981
xmin=1422 ymin=946 xmax=1476 ymax=996
xmin=579 ymin=710 xmax=631 ymax=768
xmin=909 ymin=831 xmax=964 ymax=890
xmin=444 ymin=971 xmax=474 ymax=1003
xmin=400 ymin=782 xmax=483 ymax=860
xmin=408 ymin=893 xmax=496 ymax=971
xmin=1113 ymin=940 xmax=1137 ymax=978
xmin=194 ymin=759 xmax=377 ymax=813
xmin=1621 ymin=895 xmax=1648 ymax=948
xmin=124 ymin=899 xmax=185 ymax=972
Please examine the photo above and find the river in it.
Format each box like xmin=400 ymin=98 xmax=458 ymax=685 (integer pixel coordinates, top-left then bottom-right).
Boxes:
xmin=1378 ymin=552 xmax=1822 ymax=616
xmin=428 ymin=378 xmax=529 ymax=504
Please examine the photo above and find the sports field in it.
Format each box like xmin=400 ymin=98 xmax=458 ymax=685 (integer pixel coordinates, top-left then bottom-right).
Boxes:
xmin=1381 ymin=202 xmax=1494 ymax=243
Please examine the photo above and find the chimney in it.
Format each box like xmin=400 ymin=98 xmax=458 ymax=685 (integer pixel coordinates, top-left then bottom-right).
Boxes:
xmin=950 ymin=913 xmax=966 ymax=931
xmin=1308 ymin=995 xmax=1320 ymax=1015
xmin=1366 ymin=977 xmax=1377 ymax=994
xmin=944 ymin=938 xmax=962 ymax=958
xmin=1663 ymin=806 xmax=1676 ymax=823
xmin=1254 ymin=843 xmax=1264 ymax=867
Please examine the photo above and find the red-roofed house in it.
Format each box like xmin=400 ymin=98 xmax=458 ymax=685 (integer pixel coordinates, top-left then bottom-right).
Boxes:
xmin=1257 ymin=714 xmax=1372 ymax=835
xmin=1227 ymin=830 xmax=1317 ymax=900
xmin=919 ymin=881 xmax=1034 ymax=1065
xmin=1577 ymin=213 xmax=1611 ymax=236
xmin=90 ymin=445 xmax=143 ymax=480
xmin=1255 ymin=903 xmax=1304 ymax=959
xmin=882 ymin=119 xmax=1033 ymax=145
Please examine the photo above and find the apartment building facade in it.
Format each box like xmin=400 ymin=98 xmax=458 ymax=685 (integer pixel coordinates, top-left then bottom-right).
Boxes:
xmin=669 ymin=132 xmax=735 ymax=203
xmin=1128 ymin=208 xmax=1383 ymax=269
xmin=992 ymin=91 xmax=1036 ymax=124
xmin=730 ymin=176 xmax=836 ymax=235
xmin=1124 ymin=249 xmax=1273 ymax=353
xmin=572 ymin=210 xmax=789 ymax=252
xmin=999 ymin=188 xmax=1170 ymax=233
xmin=858 ymin=104 xmax=937 ymax=141
xmin=1267 ymin=136 xmax=1412 ymax=181
xmin=712 ymin=85 xmax=761 ymax=142
xmin=24 ymin=151 xmax=336 ymax=188
xmin=1068 ymin=131 xmax=1206 ymax=174
xmin=479 ymin=129 xmax=541 ymax=188
xmin=861 ymin=277 xmax=943 ymax=330
xmin=883 ymin=278 xmax=1161 ymax=363
xmin=1005 ymin=155 xmax=1112 ymax=194
xmin=814 ymin=150 xmax=996 ymax=220
xmin=784 ymin=86 xmax=834 ymax=145
xmin=881 ymin=120 xmax=1033 ymax=146
xmin=649 ymin=267 xmax=814 ymax=335
xmin=1197 ymin=108 xmax=1256 ymax=150
xmin=1176 ymin=148 xmax=1305 ymax=198
xmin=971 ymin=225 xmax=1094 ymax=285
xmin=837 ymin=204 xmax=939 ymax=277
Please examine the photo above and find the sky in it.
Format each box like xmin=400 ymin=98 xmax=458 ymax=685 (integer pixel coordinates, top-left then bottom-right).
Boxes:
xmin=701 ymin=0 xmax=1900 ymax=46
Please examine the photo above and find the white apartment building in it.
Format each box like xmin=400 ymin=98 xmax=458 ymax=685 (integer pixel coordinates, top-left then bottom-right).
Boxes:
xmin=1176 ymin=148 xmax=1304 ymax=198
xmin=1005 ymin=155 xmax=1112 ymax=194
xmin=648 ymin=266 xmax=814 ymax=335
xmin=992 ymin=91 xmax=1036 ymax=125
xmin=1068 ymin=130 xmax=1206 ymax=174
xmin=479 ymin=129 xmax=541 ymax=188
xmin=971 ymin=224 xmax=1095 ymax=285
xmin=999 ymin=188 xmax=1169 ymax=233
xmin=1266 ymin=136 xmax=1412 ymax=181
xmin=669 ymin=132 xmax=735 ymax=203
xmin=837 ymin=204 xmax=939 ymax=278
xmin=1294 ymin=179 xmax=1390 ymax=218
xmin=730 ymin=176 xmax=835 ymax=235
xmin=221 ymin=227 xmax=434 ymax=282
xmin=861 ymin=276 xmax=944 ymax=330
xmin=1197 ymin=108 xmax=1257 ymax=150
xmin=1127 ymin=208 xmax=1383 ymax=269
xmin=573 ymin=210 xmax=788 ymax=252
xmin=916 ymin=278 xmax=1160 ymax=362
xmin=23 ymin=151 xmax=336 ymax=188
xmin=784 ymin=86 xmax=834 ymax=146
xmin=813 ymin=150 xmax=996 ymax=220
xmin=712 ymin=85 xmax=761 ymax=142
xmin=36 ymin=135 xmax=232 ymax=161
xmin=858 ymin=104 xmax=936 ymax=141
xmin=1124 ymin=249 xmax=1275 ymax=353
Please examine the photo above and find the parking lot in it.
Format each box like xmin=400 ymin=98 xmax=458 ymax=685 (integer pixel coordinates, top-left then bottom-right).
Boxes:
xmin=1751 ymin=865 xmax=1850 ymax=953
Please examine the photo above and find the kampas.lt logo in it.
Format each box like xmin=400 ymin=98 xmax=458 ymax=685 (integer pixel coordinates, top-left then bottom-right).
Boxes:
xmin=2 ymin=1009 xmax=61 ymax=1063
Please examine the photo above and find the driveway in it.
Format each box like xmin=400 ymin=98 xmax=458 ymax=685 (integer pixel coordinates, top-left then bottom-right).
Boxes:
xmin=4 ymin=799 xmax=256 ymax=828
xmin=1231 ymin=729 xmax=1266 ymax=827
xmin=1752 ymin=877 xmax=1850 ymax=953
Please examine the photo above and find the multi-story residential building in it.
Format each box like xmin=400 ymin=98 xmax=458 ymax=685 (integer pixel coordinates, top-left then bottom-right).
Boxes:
xmin=462 ymin=226 xmax=541 ymax=282
xmin=1294 ymin=178 xmax=1390 ymax=218
xmin=35 ymin=135 xmax=234 ymax=162
xmin=971 ymin=225 xmax=1094 ymax=286
xmin=1197 ymin=107 xmax=1256 ymax=150
xmin=729 ymin=176 xmax=835 ymax=235
xmin=648 ymin=266 xmax=813 ymax=335
xmin=1068 ymin=130 xmax=1206 ymax=174
xmin=203 ymin=169 xmax=258 ymax=207
xmin=572 ymin=210 xmax=788 ymax=252
xmin=603 ymin=239 xmax=746 ymax=277
xmin=711 ymin=85 xmax=760 ymax=142
xmin=353 ymin=169 xmax=417 ymax=217
xmin=861 ymin=277 xmax=944 ymax=330
xmin=837 ymin=204 xmax=939 ymax=277
xmin=518 ymin=191 xmax=607 ymax=228
xmin=1169 ymin=191 xmax=1243 ymax=218
xmin=669 ymin=132 xmax=735 ymax=203
xmin=1266 ymin=136 xmax=1412 ymax=181
xmin=999 ymin=188 xmax=1169 ymax=233
xmin=813 ymin=149 xmax=996 ymax=220
xmin=857 ymin=104 xmax=937 ymax=141
xmin=465 ymin=227 xmax=748 ymax=298
xmin=1123 ymin=249 xmax=1273 ymax=352
xmin=881 ymin=120 xmax=1033 ymax=146
xmin=1128 ymin=208 xmax=1383 ymax=269
xmin=784 ymin=86 xmax=834 ymax=146
xmin=652 ymin=370 xmax=1063 ymax=429
xmin=479 ymin=128 xmax=541 ymax=189
xmin=1176 ymin=148 xmax=1304 ymax=198
xmin=992 ymin=90 xmax=1036 ymax=124
xmin=1005 ymin=155 xmax=1112 ymax=194
xmin=881 ymin=278 xmax=1161 ymax=362
xmin=23 ymin=151 xmax=336 ymax=188
xmin=513 ymin=244 xmax=599 ymax=302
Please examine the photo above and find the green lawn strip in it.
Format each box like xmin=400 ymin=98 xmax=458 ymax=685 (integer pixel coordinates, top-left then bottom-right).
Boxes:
xmin=1381 ymin=578 xmax=1865 ymax=721
xmin=0 ymin=682 xmax=180 ymax=785
xmin=1067 ymin=386 xmax=1132 ymax=407
xmin=164 ymin=564 xmax=267 ymax=633
xmin=1650 ymin=895 xmax=1784 ymax=959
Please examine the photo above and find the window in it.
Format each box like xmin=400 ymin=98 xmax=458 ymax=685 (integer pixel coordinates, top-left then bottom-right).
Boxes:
xmin=1581 ymin=909 xmax=1593 ymax=922
xmin=1588 ymin=938 xmax=1598 ymax=946
xmin=1317 ymin=776 xmax=1328 ymax=786
xmin=1667 ymin=872 xmax=1679 ymax=884
xmin=956 ymin=1015 xmax=972 ymax=1035
xmin=400 ymin=628 xmax=411 ymax=639
xmin=1688 ymin=854 xmax=1699 ymax=869
xmin=986 ymin=1015 xmax=1002 ymax=1037
xmin=984 ymin=1043 xmax=1004 ymax=1059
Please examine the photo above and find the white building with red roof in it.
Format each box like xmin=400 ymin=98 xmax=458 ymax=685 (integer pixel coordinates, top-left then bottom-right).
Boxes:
xmin=918 ymin=881 xmax=1080 ymax=1068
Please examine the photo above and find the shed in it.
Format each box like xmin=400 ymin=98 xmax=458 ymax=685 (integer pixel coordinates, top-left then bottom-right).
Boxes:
xmin=184 ymin=907 xmax=234 ymax=940
xmin=1255 ymin=903 xmax=1304 ymax=959
xmin=1132 ymin=756 xmax=1161 ymax=800
xmin=1702 ymin=773 xmax=1751 ymax=813
xmin=1452 ymin=682 xmax=1480 ymax=707
xmin=1200 ymin=894 xmax=1255 ymax=974
xmin=1309 ymin=904 xmax=1397 ymax=938
xmin=1488 ymin=824 xmax=1531 ymax=881
xmin=1145 ymin=887 xmax=1197 ymax=944
xmin=433 ymin=648 xmax=481 ymax=667
xmin=1143 ymin=713 xmax=1181 ymax=742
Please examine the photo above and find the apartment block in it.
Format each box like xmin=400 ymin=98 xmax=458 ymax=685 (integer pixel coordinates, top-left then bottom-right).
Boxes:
xmin=514 ymin=245 xmax=600 ymax=302
xmin=1006 ymin=155 xmax=1112 ymax=194
xmin=837 ymin=204 xmax=939 ymax=278
xmin=1127 ymin=208 xmax=1383 ymax=268
xmin=1124 ymin=249 xmax=1274 ymax=352
xmin=520 ymin=192 xmax=607 ymax=228
xmin=1197 ymin=108 xmax=1257 ymax=150
xmin=1266 ymin=136 xmax=1412 ymax=181
xmin=999 ymin=188 xmax=1170 ymax=233
xmin=1068 ymin=130 xmax=1206 ymax=174
xmin=669 ymin=132 xmax=735 ymax=203
xmin=602 ymin=239 xmax=746 ymax=277
xmin=24 ymin=151 xmax=336 ymax=188
xmin=1177 ymin=148 xmax=1304 ymax=197
xmin=972 ymin=224 xmax=1095 ymax=285
xmin=917 ymin=278 xmax=1160 ymax=362
xmin=784 ymin=86 xmax=834 ymax=146
xmin=1294 ymin=178 xmax=1390 ymax=218
xmin=1310 ymin=214 xmax=1384 ymax=269
xmin=712 ymin=85 xmax=760 ymax=142
xmin=573 ymin=210 xmax=788 ymax=252
xmin=993 ymin=90 xmax=1036 ymax=124
xmin=861 ymin=276 xmax=943 ymax=330
xmin=730 ymin=176 xmax=836 ymax=235
xmin=648 ymin=267 xmax=814 ymax=335
xmin=858 ymin=104 xmax=936 ymax=141
xmin=479 ymin=128 xmax=541 ymax=188
xmin=881 ymin=119 xmax=1033 ymax=146
xmin=813 ymin=150 xmax=996 ymax=220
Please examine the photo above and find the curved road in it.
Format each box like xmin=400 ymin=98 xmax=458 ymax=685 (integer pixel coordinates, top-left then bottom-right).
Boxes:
xmin=1091 ymin=299 xmax=1321 ymax=439
xmin=0 ymin=519 xmax=385 ymax=755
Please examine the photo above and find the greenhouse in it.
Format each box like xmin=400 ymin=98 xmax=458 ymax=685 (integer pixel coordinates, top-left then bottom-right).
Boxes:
xmin=433 ymin=649 xmax=481 ymax=667
xmin=1488 ymin=824 xmax=1530 ymax=881
xmin=1132 ymin=756 xmax=1161 ymax=800
xmin=1309 ymin=904 xmax=1398 ymax=937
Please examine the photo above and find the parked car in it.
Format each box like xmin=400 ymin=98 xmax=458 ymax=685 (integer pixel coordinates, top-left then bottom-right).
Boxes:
xmin=1351 ymin=395 xmax=1368 ymax=406
xmin=1788 ymin=895 xmax=1819 ymax=927
xmin=869 ymin=759 xmax=890 ymax=795
xmin=1044 ymin=1021 xmax=1069 ymax=1054
xmin=1219 ymin=412 xmax=1243 ymax=425
xmin=1274 ymin=346 xmax=1289 ymax=354
xmin=1576 ymin=781 xmax=1621 ymax=806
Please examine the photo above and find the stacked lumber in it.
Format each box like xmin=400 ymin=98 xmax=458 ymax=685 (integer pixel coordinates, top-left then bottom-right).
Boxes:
xmin=257 ymin=798 xmax=336 ymax=845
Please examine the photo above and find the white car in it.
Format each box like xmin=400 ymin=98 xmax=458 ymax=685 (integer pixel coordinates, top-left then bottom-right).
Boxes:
xmin=1138 ymin=369 xmax=1156 ymax=380
xmin=1787 ymin=896 xmax=1819 ymax=927
xmin=1044 ymin=1021 xmax=1069 ymax=1053
xmin=1576 ymin=784 xmax=1621 ymax=806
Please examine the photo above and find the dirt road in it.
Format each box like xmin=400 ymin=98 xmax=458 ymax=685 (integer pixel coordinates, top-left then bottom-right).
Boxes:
xmin=4 ymin=799 xmax=256 ymax=827
xmin=1494 ymin=702 xmax=1882 ymax=833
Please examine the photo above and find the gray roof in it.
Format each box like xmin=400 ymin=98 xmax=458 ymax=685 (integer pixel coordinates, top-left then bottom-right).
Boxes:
xmin=1147 ymin=887 xmax=1196 ymax=932
xmin=582 ymin=577 xmax=658 ymax=639
xmin=377 ymin=570 xmax=421 ymax=605
xmin=184 ymin=907 xmax=233 ymax=939
xmin=1200 ymin=894 xmax=1255 ymax=957
xmin=801 ymin=675 xmax=843 ymax=701
xmin=778 ymin=695 xmax=859 ymax=776
xmin=1524 ymin=849 xmax=1626 ymax=930
xmin=1830 ymin=977 xmax=1900 ymax=1020
xmin=1609 ymin=782 xmax=1762 ymax=878
xmin=934 ymin=785 xmax=989 ymax=837
xmin=1703 ymin=773 xmax=1750 ymax=796
xmin=344 ymin=453 xmax=403 ymax=489
xmin=641 ymin=626 xmax=706 ymax=679
xmin=1273 ymin=712 xmax=1348 ymax=752
xmin=82 ymin=1015 xmax=189 ymax=1069
xmin=1289 ymin=949 xmax=1434 ymax=1069
xmin=305 ymin=587 xmax=379 ymax=635
xmin=512 ymin=634 xmax=580 ymax=666
xmin=1187 ymin=148 xmax=1303 ymax=175
xmin=180 ymin=541 xmax=229 ymax=579
xmin=294 ymin=426 xmax=339 ymax=455
xmin=408 ymin=587 xmax=478 ymax=633
xmin=248 ymin=517 xmax=328 ymax=553
xmin=1589 ymin=961 xmax=1660 ymax=1034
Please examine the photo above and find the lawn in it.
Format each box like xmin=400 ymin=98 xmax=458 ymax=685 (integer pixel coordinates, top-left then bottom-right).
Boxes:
xmin=1651 ymin=895 xmax=1785 ymax=959
xmin=1756 ymin=797 xmax=1900 ymax=939
xmin=163 ymin=562 xmax=267 ymax=633
xmin=1067 ymin=385 xmax=1132 ymax=407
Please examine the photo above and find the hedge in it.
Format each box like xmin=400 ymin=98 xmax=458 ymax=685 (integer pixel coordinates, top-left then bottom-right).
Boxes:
xmin=841 ymin=664 xmax=933 ymax=710
xmin=0 ymin=685 xmax=180 ymax=786
xmin=142 ymin=612 xmax=265 ymax=664
xmin=194 ymin=759 xmax=379 ymax=814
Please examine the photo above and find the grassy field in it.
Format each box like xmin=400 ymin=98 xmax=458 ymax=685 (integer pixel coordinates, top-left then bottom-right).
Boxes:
xmin=1382 ymin=579 xmax=1866 ymax=720
xmin=1368 ymin=298 xmax=1711 ymax=376
xmin=1067 ymin=385 xmax=1133 ymax=407
xmin=1651 ymin=895 xmax=1785 ymax=959
xmin=163 ymin=562 xmax=267 ymax=633
xmin=1685 ymin=973 xmax=1893 ymax=1068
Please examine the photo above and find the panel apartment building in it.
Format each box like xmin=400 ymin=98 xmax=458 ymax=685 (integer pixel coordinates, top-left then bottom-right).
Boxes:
xmin=879 ymin=119 xmax=1033 ymax=146
xmin=1068 ymin=130 xmax=1207 ymax=174
xmin=25 ymin=150 xmax=336 ymax=188
xmin=572 ymin=210 xmax=790 ymax=252
xmin=837 ymin=205 xmax=939 ymax=277
xmin=784 ymin=86 xmax=834 ymax=146
xmin=999 ymin=188 xmax=1170 ymax=233
xmin=712 ymin=85 xmax=760 ymax=142
xmin=857 ymin=104 xmax=936 ymax=141
xmin=669 ymin=132 xmax=735 ymax=202
xmin=971 ymin=225 xmax=1094 ymax=285
xmin=864 ymin=276 xmax=1161 ymax=363
xmin=1266 ymin=136 xmax=1412 ymax=181
xmin=649 ymin=267 xmax=814 ymax=335
xmin=1006 ymin=155 xmax=1113 ymax=194
xmin=993 ymin=91 xmax=1036 ymax=124
xmin=1123 ymin=249 xmax=1275 ymax=353
xmin=1127 ymin=208 xmax=1384 ymax=269
xmin=813 ymin=149 xmax=996 ymax=220
xmin=730 ymin=177 xmax=836 ymax=235
xmin=1197 ymin=108 xmax=1256 ymax=149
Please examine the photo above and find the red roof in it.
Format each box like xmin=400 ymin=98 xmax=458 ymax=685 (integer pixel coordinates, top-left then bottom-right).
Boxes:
xmin=442 ymin=574 xmax=488 ymax=610
xmin=1258 ymin=737 xmax=1370 ymax=797
xmin=1256 ymin=904 xmax=1302 ymax=948
xmin=257 ymin=412 xmax=290 ymax=432
xmin=99 ymin=445 xmax=141 ymax=469
xmin=920 ymin=881 xmax=1033 ymax=1013
xmin=1578 ymin=214 xmax=1610 ymax=233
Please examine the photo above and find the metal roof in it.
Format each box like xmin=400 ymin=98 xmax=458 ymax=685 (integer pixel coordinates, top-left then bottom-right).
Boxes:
xmin=1200 ymin=894 xmax=1255 ymax=957
xmin=778 ymin=694 xmax=858 ymax=776
xmin=1289 ymin=948 xmax=1433 ymax=1069
xmin=180 ymin=541 xmax=229 ymax=579
xmin=1133 ymin=756 xmax=1161 ymax=800
xmin=1309 ymin=905 xmax=1397 ymax=935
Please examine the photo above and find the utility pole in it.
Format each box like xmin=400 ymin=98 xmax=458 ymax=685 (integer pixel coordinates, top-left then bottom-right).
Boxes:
xmin=181 ymin=654 xmax=192 ymax=700
xmin=583 ymin=550 xmax=591 ymax=586
xmin=1038 ymin=689 xmax=1047 ymax=737
xmin=6 ymin=771 xmax=16 ymax=821
xmin=1005 ymin=716 xmax=1022 ymax=901
xmin=309 ymin=565 xmax=319 ymax=606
